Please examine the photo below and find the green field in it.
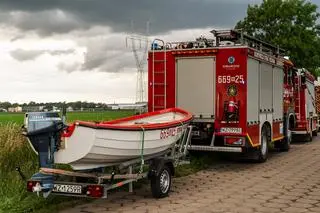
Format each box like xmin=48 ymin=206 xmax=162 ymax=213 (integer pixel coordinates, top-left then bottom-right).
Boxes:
xmin=0 ymin=110 xmax=134 ymax=125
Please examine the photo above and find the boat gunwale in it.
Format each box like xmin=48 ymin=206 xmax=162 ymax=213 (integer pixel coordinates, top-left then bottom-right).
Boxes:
xmin=75 ymin=108 xmax=193 ymax=131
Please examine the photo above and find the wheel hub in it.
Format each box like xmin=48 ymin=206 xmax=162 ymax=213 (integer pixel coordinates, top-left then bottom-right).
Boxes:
xmin=160 ymin=170 xmax=170 ymax=193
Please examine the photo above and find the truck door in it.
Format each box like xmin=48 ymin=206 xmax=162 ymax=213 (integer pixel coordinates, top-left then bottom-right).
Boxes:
xmin=176 ymin=57 xmax=216 ymax=119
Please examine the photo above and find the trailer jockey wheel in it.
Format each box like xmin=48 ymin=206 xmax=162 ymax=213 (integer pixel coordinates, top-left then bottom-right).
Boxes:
xmin=151 ymin=165 xmax=172 ymax=198
xmin=256 ymin=126 xmax=269 ymax=163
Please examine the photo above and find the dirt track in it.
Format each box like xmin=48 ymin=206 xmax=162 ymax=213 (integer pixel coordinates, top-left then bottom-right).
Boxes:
xmin=59 ymin=139 xmax=320 ymax=213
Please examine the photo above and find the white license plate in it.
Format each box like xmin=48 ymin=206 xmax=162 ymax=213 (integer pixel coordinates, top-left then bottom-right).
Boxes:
xmin=52 ymin=184 xmax=82 ymax=194
xmin=220 ymin=127 xmax=242 ymax=134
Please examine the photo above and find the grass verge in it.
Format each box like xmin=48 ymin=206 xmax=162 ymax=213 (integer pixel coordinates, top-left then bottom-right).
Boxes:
xmin=0 ymin=123 xmax=88 ymax=213
xmin=175 ymin=152 xmax=221 ymax=177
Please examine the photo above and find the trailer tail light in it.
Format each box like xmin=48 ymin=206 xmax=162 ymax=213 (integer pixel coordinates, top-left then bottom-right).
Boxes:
xmin=27 ymin=181 xmax=40 ymax=192
xmin=225 ymin=137 xmax=244 ymax=146
xmin=86 ymin=185 xmax=104 ymax=198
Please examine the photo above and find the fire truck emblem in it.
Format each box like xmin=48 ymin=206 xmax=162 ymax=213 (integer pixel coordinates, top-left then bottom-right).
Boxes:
xmin=228 ymin=56 xmax=235 ymax=64
xmin=227 ymin=85 xmax=237 ymax=96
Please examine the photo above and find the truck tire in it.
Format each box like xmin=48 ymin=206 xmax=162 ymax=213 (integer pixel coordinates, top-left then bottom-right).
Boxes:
xmin=306 ymin=131 xmax=313 ymax=142
xmin=256 ymin=125 xmax=269 ymax=162
xmin=151 ymin=165 xmax=172 ymax=198
xmin=279 ymin=129 xmax=291 ymax=152
xmin=279 ymin=118 xmax=292 ymax=152
xmin=312 ymin=130 xmax=318 ymax=136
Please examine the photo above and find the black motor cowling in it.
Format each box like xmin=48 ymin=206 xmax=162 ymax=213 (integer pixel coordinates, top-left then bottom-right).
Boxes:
xmin=23 ymin=112 xmax=64 ymax=168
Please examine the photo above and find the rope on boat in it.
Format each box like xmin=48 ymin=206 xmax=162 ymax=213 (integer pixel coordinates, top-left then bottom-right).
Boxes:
xmin=139 ymin=126 xmax=145 ymax=173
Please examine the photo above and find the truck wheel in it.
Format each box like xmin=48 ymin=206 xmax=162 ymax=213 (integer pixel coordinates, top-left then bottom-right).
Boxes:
xmin=279 ymin=129 xmax=291 ymax=152
xmin=256 ymin=126 xmax=269 ymax=163
xmin=312 ymin=130 xmax=318 ymax=136
xmin=151 ymin=165 xmax=171 ymax=198
xmin=306 ymin=131 xmax=313 ymax=142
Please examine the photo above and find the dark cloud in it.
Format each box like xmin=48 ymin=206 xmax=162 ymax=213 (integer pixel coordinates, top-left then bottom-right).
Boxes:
xmin=57 ymin=62 xmax=80 ymax=73
xmin=82 ymin=49 xmax=135 ymax=72
xmin=10 ymin=34 xmax=26 ymax=42
xmin=57 ymin=51 xmax=135 ymax=73
xmin=10 ymin=49 xmax=43 ymax=61
xmin=10 ymin=48 xmax=75 ymax=61
xmin=76 ymin=33 xmax=137 ymax=72
xmin=3 ymin=10 xmax=86 ymax=36
xmin=2 ymin=0 xmax=267 ymax=73
xmin=0 ymin=0 xmax=262 ymax=35
xmin=49 ymin=49 xmax=76 ymax=56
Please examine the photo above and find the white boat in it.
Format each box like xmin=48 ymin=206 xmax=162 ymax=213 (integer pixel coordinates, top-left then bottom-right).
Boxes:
xmin=55 ymin=108 xmax=193 ymax=170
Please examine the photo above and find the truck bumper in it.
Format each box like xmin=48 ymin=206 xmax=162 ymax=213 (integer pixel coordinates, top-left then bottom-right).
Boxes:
xmin=291 ymin=130 xmax=308 ymax=135
xmin=188 ymin=145 xmax=242 ymax=153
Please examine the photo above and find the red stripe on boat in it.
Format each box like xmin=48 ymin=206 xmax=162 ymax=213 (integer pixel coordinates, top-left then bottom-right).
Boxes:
xmin=75 ymin=108 xmax=193 ymax=131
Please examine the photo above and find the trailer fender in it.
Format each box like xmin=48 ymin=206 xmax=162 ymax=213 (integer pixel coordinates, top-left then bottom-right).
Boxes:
xmin=148 ymin=158 xmax=174 ymax=178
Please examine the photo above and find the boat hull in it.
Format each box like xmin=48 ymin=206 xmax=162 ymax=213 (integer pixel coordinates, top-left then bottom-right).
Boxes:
xmin=55 ymin=124 xmax=188 ymax=170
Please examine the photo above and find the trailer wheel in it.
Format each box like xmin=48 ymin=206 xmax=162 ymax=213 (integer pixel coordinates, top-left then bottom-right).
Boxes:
xmin=256 ymin=126 xmax=269 ymax=162
xmin=151 ymin=165 xmax=171 ymax=198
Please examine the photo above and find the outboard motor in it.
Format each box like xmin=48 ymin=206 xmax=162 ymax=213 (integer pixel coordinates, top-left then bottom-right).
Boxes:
xmin=22 ymin=112 xmax=65 ymax=192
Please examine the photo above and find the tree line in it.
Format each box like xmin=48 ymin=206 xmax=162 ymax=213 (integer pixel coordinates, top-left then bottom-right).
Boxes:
xmin=0 ymin=101 xmax=110 ymax=110
xmin=236 ymin=0 xmax=320 ymax=76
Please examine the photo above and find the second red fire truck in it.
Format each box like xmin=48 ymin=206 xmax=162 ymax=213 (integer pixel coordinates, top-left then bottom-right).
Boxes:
xmin=148 ymin=29 xmax=318 ymax=162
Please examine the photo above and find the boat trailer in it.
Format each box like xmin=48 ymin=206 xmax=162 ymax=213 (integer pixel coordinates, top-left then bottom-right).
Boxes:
xmin=25 ymin=125 xmax=193 ymax=199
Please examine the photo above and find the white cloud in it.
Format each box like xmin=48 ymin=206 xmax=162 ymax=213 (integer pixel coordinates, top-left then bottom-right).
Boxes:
xmin=0 ymin=26 xmax=221 ymax=103
xmin=0 ymin=51 xmax=136 ymax=103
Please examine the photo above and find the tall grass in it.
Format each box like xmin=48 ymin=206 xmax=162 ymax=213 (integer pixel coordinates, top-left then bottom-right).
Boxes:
xmin=0 ymin=123 xmax=83 ymax=213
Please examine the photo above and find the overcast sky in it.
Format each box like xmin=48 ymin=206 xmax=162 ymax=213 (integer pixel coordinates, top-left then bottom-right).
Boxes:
xmin=1 ymin=0 xmax=317 ymax=104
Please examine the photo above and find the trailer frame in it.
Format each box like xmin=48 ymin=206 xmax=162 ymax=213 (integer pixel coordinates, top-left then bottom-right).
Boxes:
xmin=27 ymin=126 xmax=193 ymax=199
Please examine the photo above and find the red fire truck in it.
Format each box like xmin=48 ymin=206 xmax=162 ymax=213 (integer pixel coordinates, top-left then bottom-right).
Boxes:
xmin=148 ymin=29 xmax=317 ymax=162
xmin=291 ymin=68 xmax=318 ymax=140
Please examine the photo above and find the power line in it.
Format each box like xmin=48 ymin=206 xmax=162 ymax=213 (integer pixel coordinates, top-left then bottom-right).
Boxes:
xmin=126 ymin=21 xmax=150 ymax=103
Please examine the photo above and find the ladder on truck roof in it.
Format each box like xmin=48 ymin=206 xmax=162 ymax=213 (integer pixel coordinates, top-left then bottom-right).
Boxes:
xmin=152 ymin=39 xmax=167 ymax=111
xmin=307 ymin=86 xmax=316 ymax=110
xmin=295 ymin=76 xmax=301 ymax=119
xmin=211 ymin=29 xmax=286 ymax=57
